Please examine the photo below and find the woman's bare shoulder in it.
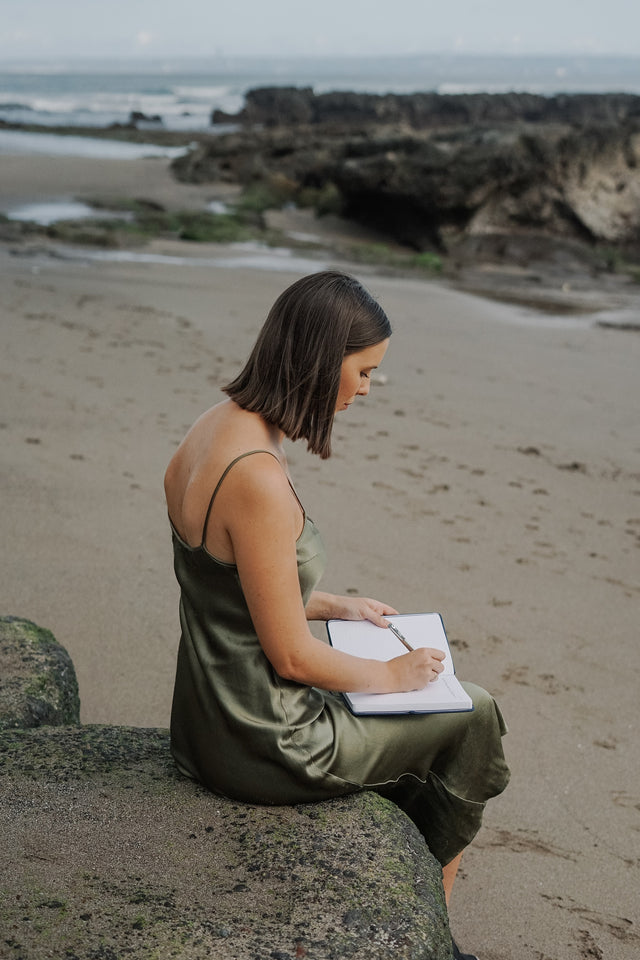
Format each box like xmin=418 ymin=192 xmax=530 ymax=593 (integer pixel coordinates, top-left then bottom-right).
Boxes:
xmin=168 ymin=401 xmax=269 ymax=473
xmin=165 ymin=401 xmax=285 ymax=547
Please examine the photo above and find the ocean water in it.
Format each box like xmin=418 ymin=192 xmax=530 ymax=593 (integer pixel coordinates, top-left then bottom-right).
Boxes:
xmin=2 ymin=53 xmax=640 ymax=133
xmin=0 ymin=128 xmax=190 ymax=159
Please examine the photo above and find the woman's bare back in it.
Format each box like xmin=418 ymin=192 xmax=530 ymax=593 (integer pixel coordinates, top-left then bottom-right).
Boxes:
xmin=164 ymin=399 xmax=299 ymax=562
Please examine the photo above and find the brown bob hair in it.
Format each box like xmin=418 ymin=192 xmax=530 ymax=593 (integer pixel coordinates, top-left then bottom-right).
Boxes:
xmin=223 ymin=271 xmax=391 ymax=459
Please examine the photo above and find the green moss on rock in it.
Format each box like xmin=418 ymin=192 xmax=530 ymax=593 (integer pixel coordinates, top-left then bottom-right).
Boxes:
xmin=0 ymin=616 xmax=80 ymax=729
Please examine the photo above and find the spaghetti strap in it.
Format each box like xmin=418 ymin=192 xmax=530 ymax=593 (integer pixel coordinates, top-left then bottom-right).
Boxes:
xmin=200 ymin=449 xmax=280 ymax=547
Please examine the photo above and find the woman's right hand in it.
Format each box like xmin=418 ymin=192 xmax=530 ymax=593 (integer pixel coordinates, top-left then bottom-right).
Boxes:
xmin=387 ymin=647 xmax=446 ymax=691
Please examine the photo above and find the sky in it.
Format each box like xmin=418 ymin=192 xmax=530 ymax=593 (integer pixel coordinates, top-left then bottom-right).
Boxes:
xmin=2 ymin=0 xmax=640 ymax=61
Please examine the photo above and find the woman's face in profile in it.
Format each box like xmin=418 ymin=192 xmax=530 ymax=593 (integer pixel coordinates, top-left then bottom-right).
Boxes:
xmin=335 ymin=339 xmax=390 ymax=412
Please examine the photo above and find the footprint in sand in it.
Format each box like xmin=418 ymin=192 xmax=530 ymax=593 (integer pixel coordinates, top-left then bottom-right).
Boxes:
xmin=543 ymin=894 xmax=639 ymax=943
xmin=502 ymin=664 xmax=574 ymax=695
xmin=501 ymin=665 xmax=529 ymax=686
xmin=576 ymin=929 xmax=604 ymax=959
xmin=76 ymin=295 xmax=100 ymax=309
xmin=558 ymin=461 xmax=588 ymax=474
xmin=611 ymin=791 xmax=640 ymax=811
xmin=455 ymin=463 xmax=486 ymax=477
xmin=25 ymin=311 xmax=57 ymax=322
xmin=536 ymin=672 xmax=573 ymax=695
xmin=449 ymin=638 xmax=469 ymax=650
xmin=518 ymin=445 xmax=542 ymax=457
xmin=487 ymin=634 xmax=505 ymax=647
xmin=483 ymin=827 xmax=576 ymax=861
xmin=532 ymin=540 xmax=558 ymax=556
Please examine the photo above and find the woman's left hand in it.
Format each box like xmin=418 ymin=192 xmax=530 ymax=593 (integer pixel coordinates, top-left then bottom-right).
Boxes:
xmin=307 ymin=591 xmax=398 ymax=627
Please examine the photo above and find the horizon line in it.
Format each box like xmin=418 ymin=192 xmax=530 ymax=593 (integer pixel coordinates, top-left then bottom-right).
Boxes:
xmin=2 ymin=50 xmax=640 ymax=67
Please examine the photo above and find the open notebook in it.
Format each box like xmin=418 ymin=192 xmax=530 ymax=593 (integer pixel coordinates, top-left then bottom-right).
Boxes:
xmin=326 ymin=612 xmax=473 ymax=715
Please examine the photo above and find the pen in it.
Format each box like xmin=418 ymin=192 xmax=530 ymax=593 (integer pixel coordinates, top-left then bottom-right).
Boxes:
xmin=387 ymin=620 xmax=414 ymax=652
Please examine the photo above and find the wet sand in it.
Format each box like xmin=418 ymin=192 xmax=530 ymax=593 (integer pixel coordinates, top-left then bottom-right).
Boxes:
xmin=1 ymin=149 xmax=639 ymax=960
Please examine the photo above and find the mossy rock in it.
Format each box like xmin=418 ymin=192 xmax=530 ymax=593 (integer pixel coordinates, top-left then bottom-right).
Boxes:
xmin=0 ymin=725 xmax=452 ymax=959
xmin=0 ymin=616 xmax=80 ymax=729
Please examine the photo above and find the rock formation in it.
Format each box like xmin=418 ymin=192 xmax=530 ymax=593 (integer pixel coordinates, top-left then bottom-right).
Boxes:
xmin=1 ymin=618 xmax=453 ymax=959
xmin=213 ymin=86 xmax=640 ymax=130
xmin=0 ymin=615 xmax=80 ymax=729
xmin=197 ymin=89 xmax=640 ymax=259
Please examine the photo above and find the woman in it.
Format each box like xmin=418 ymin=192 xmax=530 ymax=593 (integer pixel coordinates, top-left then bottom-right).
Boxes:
xmin=165 ymin=271 xmax=509 ymax=960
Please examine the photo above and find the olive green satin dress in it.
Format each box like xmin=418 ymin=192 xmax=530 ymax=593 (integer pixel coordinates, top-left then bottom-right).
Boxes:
xmin=169 ymin=451 xmax=510 ymax=865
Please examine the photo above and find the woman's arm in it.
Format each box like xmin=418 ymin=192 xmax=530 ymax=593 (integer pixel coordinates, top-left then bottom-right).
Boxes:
xmin=305 ymin=591 xmax=397 ymax=627
xmin=220 ymin=457 xmax=443 ymax=693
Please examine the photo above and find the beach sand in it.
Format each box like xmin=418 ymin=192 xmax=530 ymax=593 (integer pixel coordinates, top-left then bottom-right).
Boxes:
xmin=1 ymin=150 xmax=639 ymax=960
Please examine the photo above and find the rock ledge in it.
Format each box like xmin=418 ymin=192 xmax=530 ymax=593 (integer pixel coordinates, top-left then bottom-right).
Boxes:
xmin=0 ymin=619 xmax=452 ymax=959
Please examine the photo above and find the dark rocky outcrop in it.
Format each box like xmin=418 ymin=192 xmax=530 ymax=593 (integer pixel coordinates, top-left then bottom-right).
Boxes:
xmin=173 ymin=112 xmax=640 ymax=255
xmin=128 ymin=110 xmax=163 ymax=126
xmin=1 ymin=622 xmax=452 ymax=959
xmin=213 ymin=87 xmax=640 ymax=130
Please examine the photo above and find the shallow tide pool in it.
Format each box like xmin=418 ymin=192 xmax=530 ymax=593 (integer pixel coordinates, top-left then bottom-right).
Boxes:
xmin=5 ymin=200 xmax=134 ymax=226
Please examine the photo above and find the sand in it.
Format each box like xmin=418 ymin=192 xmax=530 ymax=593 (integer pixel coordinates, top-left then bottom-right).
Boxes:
xmin=1 ymin=149 xmax=639 ymax=960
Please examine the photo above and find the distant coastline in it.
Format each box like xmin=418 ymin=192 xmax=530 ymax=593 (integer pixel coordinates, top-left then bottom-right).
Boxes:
xmin=2 ymin=52 xmax=640 ymax=133
xmin=2 ymin=81 xmax=639 ymax=324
